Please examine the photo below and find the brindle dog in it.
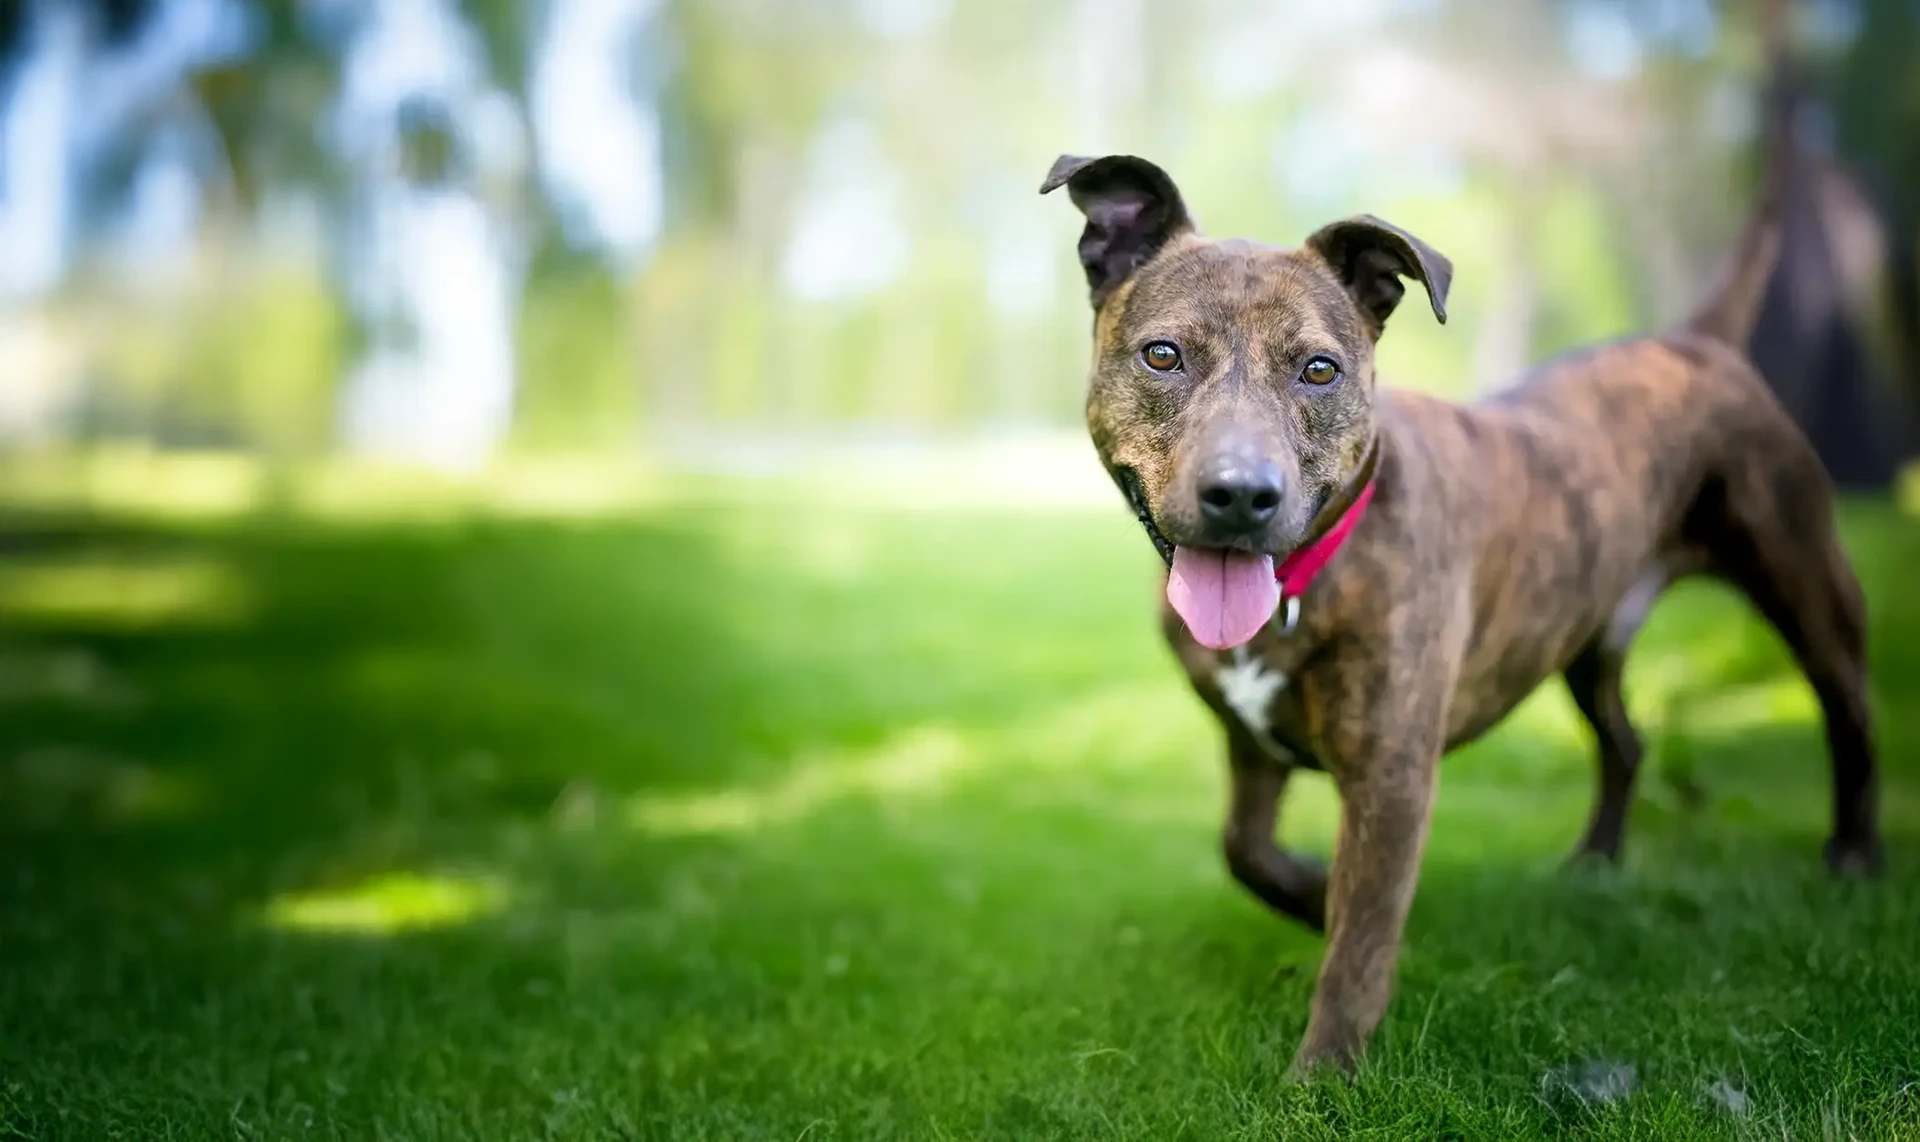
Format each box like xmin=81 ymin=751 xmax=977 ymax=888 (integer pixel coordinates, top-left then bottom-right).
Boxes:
xmin=1041 ymin=151 xmax=1880 ymax=1076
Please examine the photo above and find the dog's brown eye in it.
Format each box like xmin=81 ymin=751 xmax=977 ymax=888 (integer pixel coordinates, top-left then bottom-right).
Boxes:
xmin=1141 ymin=342 xmax=1183 ymax=372
xmin=1301 ymin=357 xmax=1340 ymax=385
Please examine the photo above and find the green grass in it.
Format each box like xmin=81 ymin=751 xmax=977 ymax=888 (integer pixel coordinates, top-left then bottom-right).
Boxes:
xmin=3 ymin=473 xmax=1920 ymax=1139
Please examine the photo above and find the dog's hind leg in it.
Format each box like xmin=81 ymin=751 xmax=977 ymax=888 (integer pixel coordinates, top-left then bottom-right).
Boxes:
xmin=1564 ymin=638 xmax=1643 ymax=863
xmin=1222 ymin=744 xmax=1327 ymax=930
xmin=1701 ymin=460 xmax=1881 ymax=874
xmin=1563 ymin=565 xmax=1671 ymax=862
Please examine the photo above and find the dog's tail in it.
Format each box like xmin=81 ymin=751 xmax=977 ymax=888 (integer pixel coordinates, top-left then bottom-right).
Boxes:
xmin=1682 ymin=24 xmax=1795 ymax=347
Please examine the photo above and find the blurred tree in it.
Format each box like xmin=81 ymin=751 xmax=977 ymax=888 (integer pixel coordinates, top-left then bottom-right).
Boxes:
xmin=5 ymin=0 xmax=1917 ymax=461
xmin=1743 ymin=0 xmax=1917 ymax=487
xmin=0 ymin=0 xmax=625 ymax=460
xmin=1819 ymin=0 xmax=1920 ymax=480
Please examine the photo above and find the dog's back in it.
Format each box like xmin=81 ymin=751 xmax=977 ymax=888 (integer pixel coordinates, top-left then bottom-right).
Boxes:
xmin=1374 ymin=91 xmax=1818 ymax=745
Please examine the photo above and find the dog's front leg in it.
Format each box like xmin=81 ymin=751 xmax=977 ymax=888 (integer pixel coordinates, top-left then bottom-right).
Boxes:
xmin=1223 ymin=745 xmax=1327 ymax=930
xmin=1288 ymin=742 xmax=1439 ymax=1077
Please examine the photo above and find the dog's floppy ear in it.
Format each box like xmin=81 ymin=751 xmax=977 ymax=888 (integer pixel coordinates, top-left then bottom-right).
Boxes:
xmin=1040 ymin=154 xmax=1194 ymax=308
xmin=1303 ymin=215 xmax=1452 ymax=335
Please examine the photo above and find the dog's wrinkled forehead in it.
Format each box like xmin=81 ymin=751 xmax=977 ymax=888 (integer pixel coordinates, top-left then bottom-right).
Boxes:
xmin=1106 ymin=240 xmax=1379 ymax=359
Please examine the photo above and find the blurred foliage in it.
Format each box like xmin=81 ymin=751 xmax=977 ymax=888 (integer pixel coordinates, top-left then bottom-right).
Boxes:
xmin=73 ymin=266 xmax=343 ymax=455
xmin=512 ymin=259 xmax=639 ymax=453
xmin=1829 ymin=0 xmax=1920 ymax=210
xmin=0 ymin=0 xmax=1917 ymax=457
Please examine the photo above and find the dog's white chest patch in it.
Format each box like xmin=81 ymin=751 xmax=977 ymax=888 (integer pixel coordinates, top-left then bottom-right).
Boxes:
xmin=1213 ymin=647 xmax=1287 ymax=736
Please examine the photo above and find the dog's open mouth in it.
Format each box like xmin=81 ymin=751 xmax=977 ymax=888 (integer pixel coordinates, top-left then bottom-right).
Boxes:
xmin=1115 ymin=467 xmax=1278 ymax=651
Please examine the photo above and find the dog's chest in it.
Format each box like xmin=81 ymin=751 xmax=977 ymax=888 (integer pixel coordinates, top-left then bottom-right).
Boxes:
xmin=1162 ymin=600 xmax=1325 ymax=766
xmin=1213 ymin=647 xmax=1289 ymax=738
xmin=1196 ymin=640 xmax=1321 ymax=768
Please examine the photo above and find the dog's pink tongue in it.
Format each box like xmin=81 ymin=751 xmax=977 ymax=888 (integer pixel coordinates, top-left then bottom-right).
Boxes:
xmin=1167 ymin=547 xmax=1279 ymax=650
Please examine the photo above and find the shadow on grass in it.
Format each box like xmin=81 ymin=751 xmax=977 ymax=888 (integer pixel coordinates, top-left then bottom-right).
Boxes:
xmin=0 ymin=498 xmax=1171 ymax=881
xmin=3 ymin=495 xmax=1918 ymax=1137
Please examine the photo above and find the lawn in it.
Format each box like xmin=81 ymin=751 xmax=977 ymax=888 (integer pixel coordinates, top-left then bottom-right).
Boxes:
xmin=3 ymin=459 xmax=1920 ymax=1140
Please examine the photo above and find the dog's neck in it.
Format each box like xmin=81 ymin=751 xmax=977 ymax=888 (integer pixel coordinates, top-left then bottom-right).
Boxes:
xmin=1301 ymin=435 xmax=1381 ymax=549
xmin=1274 ymin=434 xmax=1381 ymax=608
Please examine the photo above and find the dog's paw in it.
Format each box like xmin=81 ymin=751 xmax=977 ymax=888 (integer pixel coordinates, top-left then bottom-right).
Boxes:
xmin=1284 ymin=1043 xmax=1359 ymax=1086
xmin=1561 ymin=845 xmax=1624 ymax=880
xmin=1824 ymin=835 xmax=1883 ymax=878
xmin=1279 ymin=1059 xmax=1333 ymax=1088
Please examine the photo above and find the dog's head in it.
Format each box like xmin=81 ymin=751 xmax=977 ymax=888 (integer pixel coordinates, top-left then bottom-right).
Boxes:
xmin=1041 ymin=153 xmax=1451 ymax=648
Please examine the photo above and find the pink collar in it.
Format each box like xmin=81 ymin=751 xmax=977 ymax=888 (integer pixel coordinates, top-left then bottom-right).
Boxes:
xmin=1275 ymin=479 xmax=1376 ymax=603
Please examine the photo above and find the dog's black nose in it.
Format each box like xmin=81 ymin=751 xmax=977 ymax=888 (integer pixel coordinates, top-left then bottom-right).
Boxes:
xmin=1197 ymin=457 xmax=1283 ymax=535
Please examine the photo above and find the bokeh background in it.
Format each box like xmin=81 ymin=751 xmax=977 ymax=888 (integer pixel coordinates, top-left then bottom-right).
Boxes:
xmin=0 ymin=0 xmax=1915 ymax=478
xmin=7 ymin=1 xmax=1920 ymax=1137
